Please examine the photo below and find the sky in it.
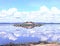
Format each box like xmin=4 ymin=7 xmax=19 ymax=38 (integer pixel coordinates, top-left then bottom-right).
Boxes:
xmin=0 ymin=0 xmax=60 ymax=23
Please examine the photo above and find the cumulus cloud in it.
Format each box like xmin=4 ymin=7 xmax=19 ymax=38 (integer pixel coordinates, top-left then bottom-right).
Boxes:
xmin=51 ymin=7 xmax=60 ymax=14
xmin=0 ymin=6 xmax=60 ymax=23
xmin=40 ymin=6 xmax=50 ymax=13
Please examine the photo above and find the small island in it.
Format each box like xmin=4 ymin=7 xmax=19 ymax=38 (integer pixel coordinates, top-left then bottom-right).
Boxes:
xmin=13 ymin=22 xmax=43 ymax=29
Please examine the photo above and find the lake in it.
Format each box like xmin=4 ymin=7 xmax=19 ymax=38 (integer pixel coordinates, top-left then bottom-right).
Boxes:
xmin=0 ymin=23 xmax=60 ymax=45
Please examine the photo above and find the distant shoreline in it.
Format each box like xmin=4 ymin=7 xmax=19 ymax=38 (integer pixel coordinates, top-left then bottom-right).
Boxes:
xmin=0 ymin=23 xmax=60 ymax=24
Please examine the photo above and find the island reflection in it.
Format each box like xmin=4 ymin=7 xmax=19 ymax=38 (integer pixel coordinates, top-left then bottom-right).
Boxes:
xmin=13 ymin=22 xmax=43 ymax=29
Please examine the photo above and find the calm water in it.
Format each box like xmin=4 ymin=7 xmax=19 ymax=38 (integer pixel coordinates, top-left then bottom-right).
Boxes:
xmin=0 ymin=23 xmax=60 ymax=45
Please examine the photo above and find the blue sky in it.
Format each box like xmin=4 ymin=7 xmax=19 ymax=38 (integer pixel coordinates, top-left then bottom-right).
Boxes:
xmin=0 ymin=0 xmax=60 ymax=11
xmin=0 ymin=0 xmax=60 ymax=22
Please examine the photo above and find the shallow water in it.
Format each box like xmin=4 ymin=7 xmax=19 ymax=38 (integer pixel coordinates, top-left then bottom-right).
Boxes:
xmin=0 ymin=23 xmax=60 ymax=45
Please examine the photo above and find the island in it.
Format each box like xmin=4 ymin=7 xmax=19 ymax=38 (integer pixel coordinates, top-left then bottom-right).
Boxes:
xmin=13 ymin=22 xmax=44 ymax=29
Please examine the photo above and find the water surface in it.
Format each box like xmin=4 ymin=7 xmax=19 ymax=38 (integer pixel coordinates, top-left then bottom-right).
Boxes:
xmin=0 ymin=23 xmax=60 ymax=45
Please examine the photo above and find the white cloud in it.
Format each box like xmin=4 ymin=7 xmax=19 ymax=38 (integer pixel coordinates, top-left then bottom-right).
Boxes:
xmin=0 ymin=10 xmax=7 ymax=17
xmin=0 ymin=8 xmax=17 ymax=17
xmin=40 ymin=6 xmax=50 ymax=13
xmin=0 ymin=6 xmax=60 ymax=23
xmin=51 ymin=7 xmax=60 ymax=14
xmin=7 ymin=8 xmax=17 ymax=14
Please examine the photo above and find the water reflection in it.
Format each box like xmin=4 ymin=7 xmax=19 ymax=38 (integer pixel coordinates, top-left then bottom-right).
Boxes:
xmin=0 ymin=24 xmax=60 ymax=45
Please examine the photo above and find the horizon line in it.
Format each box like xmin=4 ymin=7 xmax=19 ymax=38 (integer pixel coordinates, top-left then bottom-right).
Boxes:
xmin=0 ymin=22 xmax=60 ymax=24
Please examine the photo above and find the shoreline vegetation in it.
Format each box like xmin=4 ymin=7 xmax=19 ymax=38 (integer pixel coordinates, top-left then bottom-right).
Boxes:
xmin=0 ymin=41 xmax=60 ymax=46
xmin=13 ymin=22 xmax=44 ymax=29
